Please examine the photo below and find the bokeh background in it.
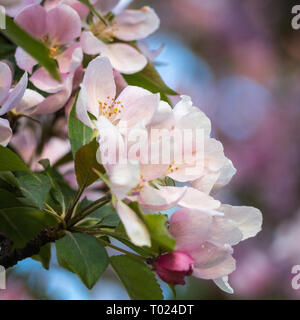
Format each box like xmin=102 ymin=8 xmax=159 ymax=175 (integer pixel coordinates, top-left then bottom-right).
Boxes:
xmin=2 ymin=0 xmax=300 ymax=300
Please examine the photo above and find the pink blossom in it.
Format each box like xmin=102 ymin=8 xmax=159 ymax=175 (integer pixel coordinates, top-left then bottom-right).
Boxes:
xmin=0 ymin=61 xmax=44 ymax=146
xmin=80 ymin=5 xmax=160 ymax=74
xmin=154 ymin=252 xmax=194 ymax=285
xmin=156 ymin=203 xmax=263 ymax=292
xmin=14 ymin=5 xmax=83 ymax=114
xmin=15 ymin=4 xmax=81 ymax=74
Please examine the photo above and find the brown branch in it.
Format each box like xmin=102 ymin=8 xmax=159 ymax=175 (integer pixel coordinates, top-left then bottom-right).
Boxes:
xmin=0 ymin=227 xmax=62 ymax=269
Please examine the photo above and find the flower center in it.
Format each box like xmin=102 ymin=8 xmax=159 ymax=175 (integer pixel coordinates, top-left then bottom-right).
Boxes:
xmin=90 ymin=19 xmax=119 ymax=42
xmin=97 ymin=96 xmax=124 ymax=121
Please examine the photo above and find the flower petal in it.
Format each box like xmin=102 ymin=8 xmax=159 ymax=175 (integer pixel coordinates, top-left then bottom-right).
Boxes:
xmin=169 ymin=208 xmax=213 ymax=252
xmin=57 ymin=43 xmax=83 ymax=74
xmin=30 ymin=68 xmax=65 ymax=93
xmin=15 ymin=4 xmax=47 ymax=38
xmin=76 ymin=85 xmax=93 ymax=128
xmin=33 ymin=76 xmax=73 ymax=114
xmin=209 ymin=215 xmax=243 ymax=246
xmin=6 ymin=0 xmax=42 ymax=18
xmin=0 ymin=72 xmax=28 ymax=116
xmin=178 ymin=187 xmax=221 ymax=210
xmin=213 ymin=276 xmax=234 ymax=294
xmin=218 ymin=204 xmax=263 ymax=241
xmin=138 ymin=184 xmax=187 ymax=211
xmin=118 ymin=91 xmax=159 ymax=128
xmin=0 ymin=118 xmax=12 ymax=147
xmin=82 ymin=56 xmax=116 ymax=118
xmin=193 ymin=255 xmax=236 ymax=280
xmin=91 ymin=0 xmax=119 ymax=14
xmin=80 ymin=31 xmax=106 ymax=55
xmin=104 ymin=43 xmax=147 ymax=74
xmin=114 ymin=7 xmax=160 ymax=41
xmin=15 ymin=47 xmax=37 ymax=74
xmin=16 ymin=89 xmax=45 ymax=114
xmin=190 ymin=242 xmax=233 ymax=269
xmin=116 ymin=200 xmax=151 ymax=247
xmin=0 ymin=61 xmax=12 ymax=105
xmin=46 ymin=4 xmax=81 ymax=45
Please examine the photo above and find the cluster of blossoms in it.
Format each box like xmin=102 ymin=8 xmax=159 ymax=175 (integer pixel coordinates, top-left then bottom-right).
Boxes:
xmin=0 ymin=0 xmax=262 ymax=293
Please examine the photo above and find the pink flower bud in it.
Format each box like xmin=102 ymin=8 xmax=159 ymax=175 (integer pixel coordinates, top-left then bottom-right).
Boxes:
xmin=154 ymin=251 xmax=194 ymax=285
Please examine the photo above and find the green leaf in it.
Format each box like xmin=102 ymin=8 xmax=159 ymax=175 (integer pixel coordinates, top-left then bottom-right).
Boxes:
xmin=90 ymin=203 xmax=120 ymax=227
xmin=0 ymin=189 xmax=23 ymax=209
xmin=110 ymin=255 xmax=163 ymax=300
xmin=123 ymin=62 xmax=177 ymax=102
xmin=32 ymin=244 xmax=51 ymax=270
xmin=56 ymin=232 xmax=109 ymax=289
xmin=1 ymin=17 xmax=60 ymax=81
xmin=68 ymin=94 xmax=93 ymax=157
xmin=143 ymin=214 xmax=176 ymax=253
xmin=17 ymin=173 xmax=51 ymax=209
xmin=75 ymin=139 xmax=105 ymax=188
xmin=0 ymin=207 xmax=56 ymax=248
xmin=0 ymin=146 xmax=30 ymax=173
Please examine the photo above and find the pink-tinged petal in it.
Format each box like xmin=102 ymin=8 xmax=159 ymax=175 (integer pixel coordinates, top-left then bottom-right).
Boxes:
xmin=190 ymin=242 xmax=233 ymax=269
xmin=118 ymin=92 xmax=159 ymax=128
xmin=43 ymin=0 xmax=60 ymax=10
xmin=76 ymin=85 xmax=93 ymax=128
xmin=30 ymin=68 xmax=65 ymax=93
xmin=6 ymin=0 xmax=42 ymax=17
xmin=116 ymin=85 xmax=152 ymax=107
xmin=213 ymin=276 xmax=234 ymax=294
xmin=115 ymin=200 xmax=151 ymax=247
xmin=190 ymin=172 xmax=220 ymax=195
xmin=150 ymin=100 xmax=174 ymax=130
xmin=0 ymin=62 xmax=12 ymax=105
xmin=178 ymin=187 xmax=221 ymax=210
xmin=169 ymin=208 xmax=213 ymax=252
xmin=0 ymin=72 xmax=28 ymax=116
xmin=15 ymin=4 xmax=47 ymax=38
xmin=15 ymin=89 xmax=45 ymax=114
xmin=83 ymin=56 xmax=116 ymax=118
xmin=154 ymin=252 xmax=194 ymax=285
xmin=0 ymin=0 xmax=23 ymax=6
xmin=190 ymin=159 xmax=236 ymax=194
xmin=15 ymin=47 xmax=37 ymax=74
xmin=33 ymin=76 xmax=73 ymax=114
xmin=0 ymin=118 xmax=12 ymax=147
xmin=63 ymin=0 xmax=89 ymax=20
xmin=57 ymin=43 xmax=83 ymax=74
xmin=114 ymin=7 xmax=160 ymax=41
xmin=138 ymin=184 xmax=187 ymax=211
xmin=213 ymin=159 xmax=236 ymax=191
xmin=104 ymin=43 xmax=147 ymax=74
xmin=46 ymin=4 xmax=81 ymax=45
xmin=193 ymin=255 xmax=236 ymax=280
xmin=138 ymin=41 xmax=165 ymax=62
xmin=174 ymin=95 xmax=211 ymax=136
xmin=209 ymin=215 xmax=243 ymax=246
xmin=204 ymin=138 xmax=227 ymax=172
xmin=109 ymin=162 xmax=140 ymax=200
xmin=80 ymin=31 xmax=106 ymax=55
xmin=91 ymin=0 xmax=119 ymax=14
xmin=95 ymin=116 xmax=135 ymax=170
xmin=217 ymin=205 xmax=263 ymax=241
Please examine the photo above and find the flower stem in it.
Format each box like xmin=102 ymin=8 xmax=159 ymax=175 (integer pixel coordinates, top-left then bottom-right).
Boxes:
xmin=67 ymin=194 xmax=111 ymax=227
xmin=96 ymin=237 xmax=146 ymax=261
